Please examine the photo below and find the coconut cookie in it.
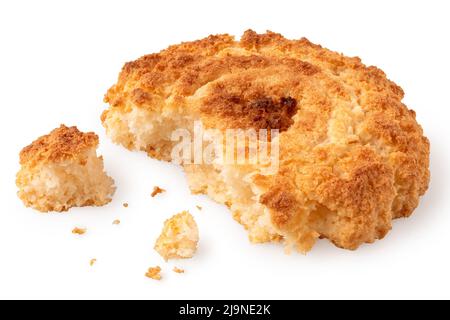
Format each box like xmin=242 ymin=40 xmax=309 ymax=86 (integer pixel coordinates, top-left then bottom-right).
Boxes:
xmin=102 ymin=30 xmax=430 ymax=252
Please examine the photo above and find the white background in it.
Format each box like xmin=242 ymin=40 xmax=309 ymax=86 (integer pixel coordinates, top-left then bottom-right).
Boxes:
xmin=0 ymin=0 xmax=449 ymax=300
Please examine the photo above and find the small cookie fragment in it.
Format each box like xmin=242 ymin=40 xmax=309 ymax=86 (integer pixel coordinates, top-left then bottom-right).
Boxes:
xmin=112 ymin=219 xmax=121 ymax=225
xmin=123 ymin=203 xmax=129 ymax=208
xmin=72 ymin=227 xmax=87 ymax=235
xmin=151 ymin=186 xmax=166 ymax=197
xmin=145 ymin=266 xmax=162 ymax=280
xmin=196 ymin=205 xmax=202 ymax=211
xmin=173 ymin=267 xmax=185 ymax=274
xmin=16 ymin=125 xmax=116 ymax=213
xmin=90 ymin=259 xmax=97 ymax=266
xmin=154 ymin=211 xmax=199 ymax=261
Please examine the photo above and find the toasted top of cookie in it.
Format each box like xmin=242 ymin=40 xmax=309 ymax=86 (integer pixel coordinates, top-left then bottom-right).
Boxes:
xmin=103 ymin=30 xmax=430 ymax=249
xmin=20 ymin=125 xmax=99 ymax=167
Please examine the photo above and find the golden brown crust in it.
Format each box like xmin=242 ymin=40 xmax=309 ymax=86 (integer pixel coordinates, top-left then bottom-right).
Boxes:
xmin=103 ymin=30 xmax=430 ymax=251
xmin=20 ymin=125 xmax=98 ymax=167
xmin=201 ymin=93 xmax=299 ymax=132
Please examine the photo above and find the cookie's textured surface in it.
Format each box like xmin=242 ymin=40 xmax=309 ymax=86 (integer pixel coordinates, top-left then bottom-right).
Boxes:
xmin=102 ymin=30 xmax=430 ymax=252
xmin=17 ymin=125 xmax=116 ymax=212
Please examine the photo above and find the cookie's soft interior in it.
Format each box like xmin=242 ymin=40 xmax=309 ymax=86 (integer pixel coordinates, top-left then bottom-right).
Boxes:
xmin=103 ymin=102 xmax=399 ymax=253
xmin=17 ymin=148 xmax=115 ymax=212
xmin=103 ymin=106 xmax=283 ymax=244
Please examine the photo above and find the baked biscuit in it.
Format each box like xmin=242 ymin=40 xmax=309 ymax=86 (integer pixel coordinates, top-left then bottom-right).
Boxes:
xmin=17 ymin=125 xmax=116 ymax=212
xmin=102 ymin=30 xmax=430 ymax=252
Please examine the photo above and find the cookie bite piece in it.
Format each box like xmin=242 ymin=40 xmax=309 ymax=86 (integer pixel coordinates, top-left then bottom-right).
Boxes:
xmin=16 ymin=125 xmax=116 ymax=212
xmin=155 ymin=211 xmax=199 ymax=261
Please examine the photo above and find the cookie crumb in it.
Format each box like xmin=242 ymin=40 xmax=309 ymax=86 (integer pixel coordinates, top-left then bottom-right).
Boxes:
xmin=154 ymin=211 xmax=199 ymax=261
xmin=196 ymin=205 xmax=202 ymax=211
xmin=112 ymin=219 xmax=121 ymax=225
xmin=90 ymin=259 xmax=97 ymax=266
xmin=72 ymin=227 xmax=86 ymax=235
xmin=151 ymin=186 xmax=166 ymax=197
xmin=173 ymin=267 xmax=185 ymax=274
xmin=123 ymin=203 xmax=129 ymax=208
xmin=145 ymin=266 xmax=162 ymax=280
